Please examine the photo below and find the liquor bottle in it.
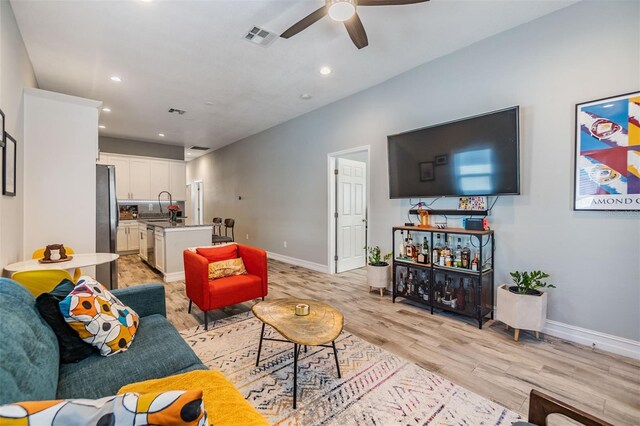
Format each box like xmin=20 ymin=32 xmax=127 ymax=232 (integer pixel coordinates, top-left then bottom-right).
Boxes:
xmin=406 ymin=232 xmax=415 ymax=260
xmin=471 ymin=253 xmax=479 ymax=271
xmin=445 ymin=253 xmax=452 ymax=267
xmin=440 ymin=237 xmax=449 ymax=266
xmin=455 ymin=238 xmax=463 ymax=268
xmin=461 ymin=238 xmax=471 ymax=269
xmin=422 ymin=236 xmax=430 ymax=263
xmin=399 ymin=231 xmax=406 ymax=259
xmin=398 ymin=272 xmax=405 ymax=293
xmin=432 ymin=234 xmax=442 ymax=265
xmin=407 ymin=271 xmax=414 ymax=294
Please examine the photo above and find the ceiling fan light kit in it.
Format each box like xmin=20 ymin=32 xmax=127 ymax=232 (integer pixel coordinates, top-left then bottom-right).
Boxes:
xmin=280 ymin=0 xmax=429 ymax=50
xmin=328 ymin=0 xmax=357 ymax=22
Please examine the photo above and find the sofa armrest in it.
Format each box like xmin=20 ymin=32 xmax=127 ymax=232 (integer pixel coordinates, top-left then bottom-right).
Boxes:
xmin=238 ymin=244 xmax=268 ymax=297
xmin=111 ymin=283 xmax=166 ymax=318
xmin=184 ymin=250 xmax=210 ymax=310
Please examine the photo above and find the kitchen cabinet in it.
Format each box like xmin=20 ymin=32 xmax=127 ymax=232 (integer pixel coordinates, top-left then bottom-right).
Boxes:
xmin=97 ymin=153 xmax=186 ymax=201
xmin=169 ymin=162 xmax=187 ymax=201
xmin=117 ymin=221 xmax=139 ymax=253
xmin=138 ymin=223 xmax=148 ymax=260
xmin=149 ymin=160 xmax=170 ymax=199
xmin=154 ymin=228 xmax=165 ymax=273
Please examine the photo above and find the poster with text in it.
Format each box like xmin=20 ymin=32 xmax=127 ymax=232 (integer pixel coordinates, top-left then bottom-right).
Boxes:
xmin=574 ymin=91 xmax=640 ymax=210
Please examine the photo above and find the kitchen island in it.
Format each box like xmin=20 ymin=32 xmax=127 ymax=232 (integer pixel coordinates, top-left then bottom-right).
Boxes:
xmin=137 ymin=219 xmax=213 ymax=282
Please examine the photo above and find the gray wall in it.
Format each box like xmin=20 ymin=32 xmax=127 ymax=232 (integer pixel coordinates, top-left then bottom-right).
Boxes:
xmin=188 ymin=1 xmax=640 ymax=341
xmin=100 ymin=136 xmax=184 ymax=160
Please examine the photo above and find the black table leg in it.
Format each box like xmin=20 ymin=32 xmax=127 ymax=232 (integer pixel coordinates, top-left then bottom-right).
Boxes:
xmin=255 ymin=323 xmax=265 ymax=367
xmin=332 ymin=340 xmax=341 ymax=378
xmin=293 ymin=343 xmax=298 ymax=409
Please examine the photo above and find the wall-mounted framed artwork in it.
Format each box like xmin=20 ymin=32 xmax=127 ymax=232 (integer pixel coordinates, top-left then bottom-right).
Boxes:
xmin=419 ymin=161 xmax=434 ymax=182
xmin=3 ymin=132 xmax=16 ymax=196
xmin=0 ymin=109 xmax=5 ymax=148
xmin=574 ymin=91 xmax=640 ymax=211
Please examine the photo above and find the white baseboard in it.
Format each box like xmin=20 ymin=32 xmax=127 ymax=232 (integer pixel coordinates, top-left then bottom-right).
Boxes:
xmin=266 ymin=251 xmax=330 ymax=274
xmin=543 ymin=319 xmax=640 ymax=360
xmin=163 ymin=271 xmax=185 ymax=283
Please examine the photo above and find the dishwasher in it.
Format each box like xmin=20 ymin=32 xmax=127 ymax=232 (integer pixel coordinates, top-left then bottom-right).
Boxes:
xmin=146 ymin=225 xmax=155 ymax=269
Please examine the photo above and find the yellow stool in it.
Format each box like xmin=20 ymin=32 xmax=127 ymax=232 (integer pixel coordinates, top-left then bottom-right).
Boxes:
xmin=32 ymin=247 xmax=81 ymax=283
xmin=11 ymin=269 xmax=74 ymax=298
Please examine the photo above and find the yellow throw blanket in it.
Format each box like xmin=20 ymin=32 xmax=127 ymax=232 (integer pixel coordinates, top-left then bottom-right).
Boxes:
xmin=118 ymin=370 xmax=269 ymax=426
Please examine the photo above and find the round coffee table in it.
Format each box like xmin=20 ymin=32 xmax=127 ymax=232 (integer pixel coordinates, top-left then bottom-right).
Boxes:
xmin=252 ymin=298 xmax=344 ymax=409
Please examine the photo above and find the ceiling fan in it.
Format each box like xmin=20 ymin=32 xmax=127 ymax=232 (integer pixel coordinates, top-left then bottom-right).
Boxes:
xmin=280 ymin=0 xmax=430 ymax=50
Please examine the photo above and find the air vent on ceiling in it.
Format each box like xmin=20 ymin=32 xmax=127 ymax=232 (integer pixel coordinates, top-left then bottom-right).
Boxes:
xmin=168 ymin=108 xmax=187 ymax=115
xmin=243 ymin=26 xmax=277 ymax=47
xmin=188 ymin=146 xmax=209 ymax=151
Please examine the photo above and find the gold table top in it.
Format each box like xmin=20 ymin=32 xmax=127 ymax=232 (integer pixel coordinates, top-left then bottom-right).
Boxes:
xmin=252 ymin=298 xmax=344 ymax=346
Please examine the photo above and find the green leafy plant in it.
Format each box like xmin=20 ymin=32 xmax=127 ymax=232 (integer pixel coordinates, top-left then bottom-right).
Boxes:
xmin=365 ymin=246 xmax=392 ymax=266
xmin=509 ymin=270 xmax=556 ymax=295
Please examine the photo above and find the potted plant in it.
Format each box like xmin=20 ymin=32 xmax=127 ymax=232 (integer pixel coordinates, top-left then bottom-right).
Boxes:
xmin=365 ymin=246 xmax=392 ymax=296
xmin=496 ymin=270 xmax=556 ymax=341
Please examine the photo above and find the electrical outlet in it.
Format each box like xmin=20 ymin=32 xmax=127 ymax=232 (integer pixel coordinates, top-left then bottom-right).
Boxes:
xmin=283 ymin=241 xmax=287 ymax=248
xmin=246 ymin=234 xmax=249 ymax=240
xmin=148 ymin=203 xmax=153 ymax=211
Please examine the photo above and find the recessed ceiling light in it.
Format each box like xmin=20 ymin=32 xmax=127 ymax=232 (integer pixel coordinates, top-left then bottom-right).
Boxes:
xmin=320 ymin=66 xmax=332 ymax=75
xmin=102 ymin=107 xmax=111 ymax=112
xmin=186 ymin=152 xmax=192 ymax=156
xmin=300 ymin=93 xmax=312 ymax=100
xmin=110 ymin=76 xmax=122 ymax=82
xmin=99 ymin=125 xmax=106 ymax=129
xmin=158 ymin=133 xmax=165 ymax=137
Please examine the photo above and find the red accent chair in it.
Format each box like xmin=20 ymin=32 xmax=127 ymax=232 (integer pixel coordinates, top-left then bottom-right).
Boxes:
xmin=183 ymin=244 xmax=268 ymax=330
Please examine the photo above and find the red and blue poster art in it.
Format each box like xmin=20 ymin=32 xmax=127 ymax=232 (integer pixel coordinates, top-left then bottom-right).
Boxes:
xmin=575 ymin=91 xmax=640 ymax=210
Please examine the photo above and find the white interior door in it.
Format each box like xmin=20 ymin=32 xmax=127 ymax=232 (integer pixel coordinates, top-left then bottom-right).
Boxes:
xmin=191 ymin=181 xmax=203 ymax=224
xmin=336 ymin=158 xmax=367 ymax=273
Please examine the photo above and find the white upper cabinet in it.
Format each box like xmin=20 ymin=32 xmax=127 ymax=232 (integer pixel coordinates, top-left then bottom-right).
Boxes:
xmin=98 ymin=153 xmax=186 ymax=200
xmin=149 ymin=160 xmax=170 ymax=199
xmin=129 ymin=158 xmax=151 ymax=200
xmin=169 ymin=162 xmax=187 ymax=201
xmin=110 ymin=156 xmax=131 ymax=200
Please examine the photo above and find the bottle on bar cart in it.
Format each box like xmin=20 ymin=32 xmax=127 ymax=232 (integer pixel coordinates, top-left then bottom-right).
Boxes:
xmin=454 ymin=238 xmax=463 ymax=268
xmin=432 ymin=234 xmax=442 ymax=265
xmin=461 ymin=238 xmax=471 ymax=269
xmin=421 ymin=236 xmax=430 ymax=264
xmin=441 ymin=237 xmax=451 ymax=267
xmin=471 ymin=253 xmax=479 ymax=271
xmin=399 ymin=231 xmax=406 ymax=259
xmin=406 ymin=232 xmax=415 ymax=260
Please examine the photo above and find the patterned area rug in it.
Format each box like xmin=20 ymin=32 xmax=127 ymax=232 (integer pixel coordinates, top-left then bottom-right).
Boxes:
xmin=180 ymin=312 xmax=522 ymax=425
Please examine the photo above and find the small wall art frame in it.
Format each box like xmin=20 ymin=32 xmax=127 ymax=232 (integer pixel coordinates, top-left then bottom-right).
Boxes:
xmin=3 ymin=132 xmax=16 ymax=196
xmin=574 ymin=91 xmax=640 ymax=211
xmin=0 ymin=109 xmax=5 ymax=148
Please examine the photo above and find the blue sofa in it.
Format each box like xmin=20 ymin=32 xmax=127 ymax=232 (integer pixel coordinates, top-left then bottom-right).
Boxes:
xmin=0 ymin=278 xmax=207 ymax=404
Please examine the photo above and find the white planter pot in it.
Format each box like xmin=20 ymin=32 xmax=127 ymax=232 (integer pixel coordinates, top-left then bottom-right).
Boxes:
xmin=496 ymin=284 xmax=548 ymax=332
xmin=367 ymin=264 xmax=390 ymax=292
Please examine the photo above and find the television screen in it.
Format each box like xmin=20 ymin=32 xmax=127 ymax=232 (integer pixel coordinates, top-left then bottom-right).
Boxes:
xmin=387 ymin=107 xmax=520 ymax=198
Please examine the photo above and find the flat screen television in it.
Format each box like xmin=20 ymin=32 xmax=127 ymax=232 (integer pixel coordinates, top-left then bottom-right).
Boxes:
xmin=387 ymin=106 xmax=520 ymax=198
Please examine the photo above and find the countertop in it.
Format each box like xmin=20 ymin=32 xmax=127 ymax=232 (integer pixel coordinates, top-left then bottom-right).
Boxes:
xmin=137 ymin=218 xmax=213 ymax=230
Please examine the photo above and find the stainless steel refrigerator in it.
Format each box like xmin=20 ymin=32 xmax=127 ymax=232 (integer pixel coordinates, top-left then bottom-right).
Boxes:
xmin=96 ymin=165 xmax=118 ymax=289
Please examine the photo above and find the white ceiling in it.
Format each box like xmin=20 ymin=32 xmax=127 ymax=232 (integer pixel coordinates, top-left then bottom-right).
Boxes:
xmin=12 ymin=0 xmax=577 ymax=152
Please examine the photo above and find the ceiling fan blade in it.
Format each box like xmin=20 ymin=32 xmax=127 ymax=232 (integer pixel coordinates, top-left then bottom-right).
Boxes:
xmin=358 ymin=0 xmax=429 ymax=5
xmin=344 ymin=13 xmax=368 ymax=49
xmin=280 ymin=6 xmax=328 ymax=39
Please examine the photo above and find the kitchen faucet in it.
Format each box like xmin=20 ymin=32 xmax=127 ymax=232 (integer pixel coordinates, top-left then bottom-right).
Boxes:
xmin=158 ymin=191 xmax=173 ymax=215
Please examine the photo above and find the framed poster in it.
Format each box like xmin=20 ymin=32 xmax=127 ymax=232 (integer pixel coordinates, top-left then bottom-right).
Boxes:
xmin=574 ymin=91 xmax=640 ymax=211
xmin=3 ymin=132 xmax=16 ymax=196
xmin=0 ymin=109 xmax=5 ymax=148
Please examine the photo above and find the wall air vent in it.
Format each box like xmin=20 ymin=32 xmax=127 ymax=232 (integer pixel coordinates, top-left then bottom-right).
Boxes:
xmin=168 ymin=108 xmax=187 ymax=115
xmin=243 ymin=26 xmax=277 ymax=47
xmin=188 ymin=146 xmax=209 ymax=151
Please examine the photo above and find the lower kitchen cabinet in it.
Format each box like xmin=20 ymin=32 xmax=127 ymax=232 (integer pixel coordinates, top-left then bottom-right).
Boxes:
xmin=117 ymin=221 xmax=139 ymax=253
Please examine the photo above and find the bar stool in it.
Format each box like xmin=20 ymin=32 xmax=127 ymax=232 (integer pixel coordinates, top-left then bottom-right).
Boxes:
xmin=211 ymin=217 xmax=234 ymax=244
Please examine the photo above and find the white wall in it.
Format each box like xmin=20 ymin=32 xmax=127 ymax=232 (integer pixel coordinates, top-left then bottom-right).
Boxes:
xmin=188 ymin=1 xmax=640 ymax=343
xmin=0 ymin=0 xmax=37 ymax=267
xmin=23 ymin=89 xmax=101 ymax=259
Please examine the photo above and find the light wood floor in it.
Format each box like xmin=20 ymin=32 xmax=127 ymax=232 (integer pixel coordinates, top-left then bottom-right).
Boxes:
xmin=118 ymin=255 xmax=640 ymax=425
